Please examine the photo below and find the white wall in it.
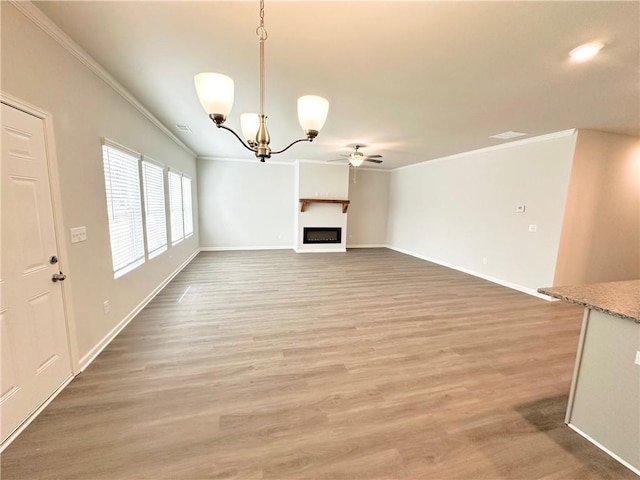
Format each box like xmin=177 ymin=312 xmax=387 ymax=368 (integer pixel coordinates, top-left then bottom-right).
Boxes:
xmin=198 ymin=159 xmax=294 ymax=249
xmin=1 ymin=3 xmax=199 ymax=365
xmin=386 ymin=132 xmax=577 ymax=295
xmin=295 ymin=161 xmax=350 ymax=252
xmin=554 ymin=130 xmax=640 ymax=285
xmin=347 ymin=168 xmax=390 ymax=247
xmin=197 ymin=159 xmax=389 ymax=251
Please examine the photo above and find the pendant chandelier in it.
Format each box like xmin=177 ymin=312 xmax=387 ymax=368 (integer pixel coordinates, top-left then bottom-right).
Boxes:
xmin=194 ymin=0 xmax=329 ymax=162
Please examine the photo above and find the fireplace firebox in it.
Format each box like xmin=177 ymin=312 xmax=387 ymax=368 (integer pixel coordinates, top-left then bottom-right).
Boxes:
xmin=303 ymin=227 xmax=342 ymax=244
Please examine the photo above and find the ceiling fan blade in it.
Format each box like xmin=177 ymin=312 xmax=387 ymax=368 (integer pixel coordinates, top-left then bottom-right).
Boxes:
xmin=328 ymin=158 xmax=347 ymax=162
xmin=364 ymin=158 xmax=383 ymax=164
xmin=339 ymin=153 xmax=351 ymax=157
xmin=366 ymin=154 xmax=383 ymax=159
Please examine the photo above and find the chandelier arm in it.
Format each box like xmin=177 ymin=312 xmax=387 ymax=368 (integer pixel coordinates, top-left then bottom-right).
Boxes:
xmin=270 ymin=137 xmax=312 ymax=155
xmin=216 ymin=124 xmax=258 ymax=153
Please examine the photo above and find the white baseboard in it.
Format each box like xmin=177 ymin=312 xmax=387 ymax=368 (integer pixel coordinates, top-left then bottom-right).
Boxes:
xmin=79 ymin=248 xmax=200 ymax=371
xmin=201 ymin=245 xmax=385 ymax=251
xmin=347 ymin=244 xmax=386 ymax=248
xmin=385 ymin=245 xmax=550 ymax=300
xmin=199 ymin=246 xmax=293 ymax=251
xmin=294 ymin=248 xmax=347 ymax=253
xmin=0 ymin=374 xmax=74 ymax=453
xmin=567 ymin=424 xmax=640 ymax=477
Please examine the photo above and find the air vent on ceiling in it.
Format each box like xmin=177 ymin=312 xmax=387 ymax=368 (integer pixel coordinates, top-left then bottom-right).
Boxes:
xmin=490 ymin=131 xmax=527 ymax=140
xmin=176 ymin=124 xmax=192 ymax=133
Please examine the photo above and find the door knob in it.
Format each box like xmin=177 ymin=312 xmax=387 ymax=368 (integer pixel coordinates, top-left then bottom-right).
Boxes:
xmin=51 ymin=272 xmax=67 ymax=282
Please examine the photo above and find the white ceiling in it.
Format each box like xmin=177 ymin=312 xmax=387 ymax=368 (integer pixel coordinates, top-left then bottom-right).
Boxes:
xmin=33 ymin=1 xmax=639 ymax=169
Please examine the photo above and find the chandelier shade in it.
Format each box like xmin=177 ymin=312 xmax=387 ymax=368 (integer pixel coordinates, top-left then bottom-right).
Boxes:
xmin=194 ymin=73 xmax=235 ymax=118
xmin=240 ymin=113 xmax=260 ymax=144
xmin=297 ymin=95 xmax=330 ymax=135
xmin=194 ymin=0 xmax=328 ymax=162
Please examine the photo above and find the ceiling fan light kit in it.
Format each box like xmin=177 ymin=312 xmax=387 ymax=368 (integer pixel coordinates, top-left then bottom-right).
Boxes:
xmin=349 ymin=150 xmax=366 ymax=167
xmin=332 ymin=144 xmax=383 ymax=167
xmin=194 ymin=0 xmax=329 ymax=162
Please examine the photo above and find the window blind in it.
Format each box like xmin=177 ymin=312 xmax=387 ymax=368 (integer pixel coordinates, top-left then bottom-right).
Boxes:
xmin=102 ymin=144 xmax=145 ymax=278
xmin=142 ymin=160 xmax=167 ymax=259
xmin=182 ymin=176 xmax=193 ymax=237
xmin=169 ymin=170 xmax=184 ymax=245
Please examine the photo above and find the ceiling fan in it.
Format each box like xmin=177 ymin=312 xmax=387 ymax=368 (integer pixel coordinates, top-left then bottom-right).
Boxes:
xmin=331 ymin=144 xmax=383 ymax=167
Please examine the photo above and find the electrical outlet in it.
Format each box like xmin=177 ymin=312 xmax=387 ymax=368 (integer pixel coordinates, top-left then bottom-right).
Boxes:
xmin=516 ymin=205 xmax=526 ymax=213
xmin=103 ymin=300 xmax=110 ymax=314
xmin=528 ymin=224 xmax=537 ymax=232
xmin=70 ymin=226 xmax=87 ymax=243
xmin=482 ymin=257 xmax=488 ymax=265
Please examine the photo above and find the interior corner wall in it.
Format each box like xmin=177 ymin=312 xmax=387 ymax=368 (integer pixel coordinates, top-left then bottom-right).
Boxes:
xmin=386 ymin=133 xmax=577 ymax=295
xmin=346 ymin=168 xmax=390 ymax=247
xmin=553 ymin=130 xmax=640 ymax=285
xmin=197 ymin=159 xmax=295 ymax=249
xmin=1 ymin=3 xmax=199 ymax=362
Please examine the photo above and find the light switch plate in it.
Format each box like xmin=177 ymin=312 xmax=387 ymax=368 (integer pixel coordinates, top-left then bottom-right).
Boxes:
xmin=635 ymin=351 xmax=640 ymax=366
xmin=70 ymin=226 xmax=87 ymax=243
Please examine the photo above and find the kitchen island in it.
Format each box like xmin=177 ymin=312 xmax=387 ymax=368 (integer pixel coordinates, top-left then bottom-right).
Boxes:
xmin=539 ymin=280 xmax=639 ymax=476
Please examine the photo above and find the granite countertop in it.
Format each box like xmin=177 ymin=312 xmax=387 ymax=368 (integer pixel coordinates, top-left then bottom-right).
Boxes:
xmin=538 ymin=279 xmax=640 ymax=323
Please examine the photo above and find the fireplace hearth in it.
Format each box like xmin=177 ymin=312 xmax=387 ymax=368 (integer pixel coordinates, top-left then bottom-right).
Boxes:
xmin=303 ymin=227 xmax=342 ymax=244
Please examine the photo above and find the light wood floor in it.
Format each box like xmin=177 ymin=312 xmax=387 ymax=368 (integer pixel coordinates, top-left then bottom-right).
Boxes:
xmin=1 ymin=249 xmax=635 ymax=479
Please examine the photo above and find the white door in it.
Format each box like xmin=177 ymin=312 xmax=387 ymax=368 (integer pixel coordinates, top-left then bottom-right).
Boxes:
xmin=1 ymin=103 xmax=73 ymax=444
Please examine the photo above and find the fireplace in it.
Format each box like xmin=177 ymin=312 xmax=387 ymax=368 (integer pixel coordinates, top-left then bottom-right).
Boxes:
xmin=303 ymin=227 xmax=342 ymax=244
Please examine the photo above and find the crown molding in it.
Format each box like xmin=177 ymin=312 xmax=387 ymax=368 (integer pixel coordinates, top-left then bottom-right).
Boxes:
xmin=197 ymin=156 xmax=294 ymax=166
xmin=352 ymin=166 xmax=389 ymax=173
xmin=196 ymin=157 xmax=389 ymax=172
xmin=297 ymin=159 xmax=350 ymax=167
xmin=10 ymin=1 xmax=196 ymax=158
xmin=393 ymin=129 xmax=577 ymax=171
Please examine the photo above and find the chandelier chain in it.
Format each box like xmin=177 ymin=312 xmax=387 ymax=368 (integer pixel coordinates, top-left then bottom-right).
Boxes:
xmin=256 ymin=0 xmax=267 ymax=40
xmin=257 ymin=0 xmax=267 ymax=116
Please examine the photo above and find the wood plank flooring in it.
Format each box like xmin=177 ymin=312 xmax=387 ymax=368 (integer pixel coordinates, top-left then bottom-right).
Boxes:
xmin=1 ymin=249 xmax=636 ymax=479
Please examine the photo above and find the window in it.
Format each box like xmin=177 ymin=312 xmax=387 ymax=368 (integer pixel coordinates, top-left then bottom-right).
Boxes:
xmin=168 ymin=171 xmax=184 ymax=244
xmin=102 ymin=140 xmax=189 ymax=277
xmin=142 ymin=159 xmax=167 ymax=259
xmin=102 ymin=142 xmax=145 ymax=278
xmin=168 ymin=170 xmax=194 ymax=244
xmin=182 ymin=176 xmax=193 ymax=237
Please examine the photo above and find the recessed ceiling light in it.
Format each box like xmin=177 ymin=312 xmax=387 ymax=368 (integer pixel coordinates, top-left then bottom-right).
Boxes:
xmin=176 ymin=124 xmax=192 ymax=132
xmin=569 ymin=42 xmax=604 ymax=63
xmin=490 ymin=131 xmax=527 ymax=140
